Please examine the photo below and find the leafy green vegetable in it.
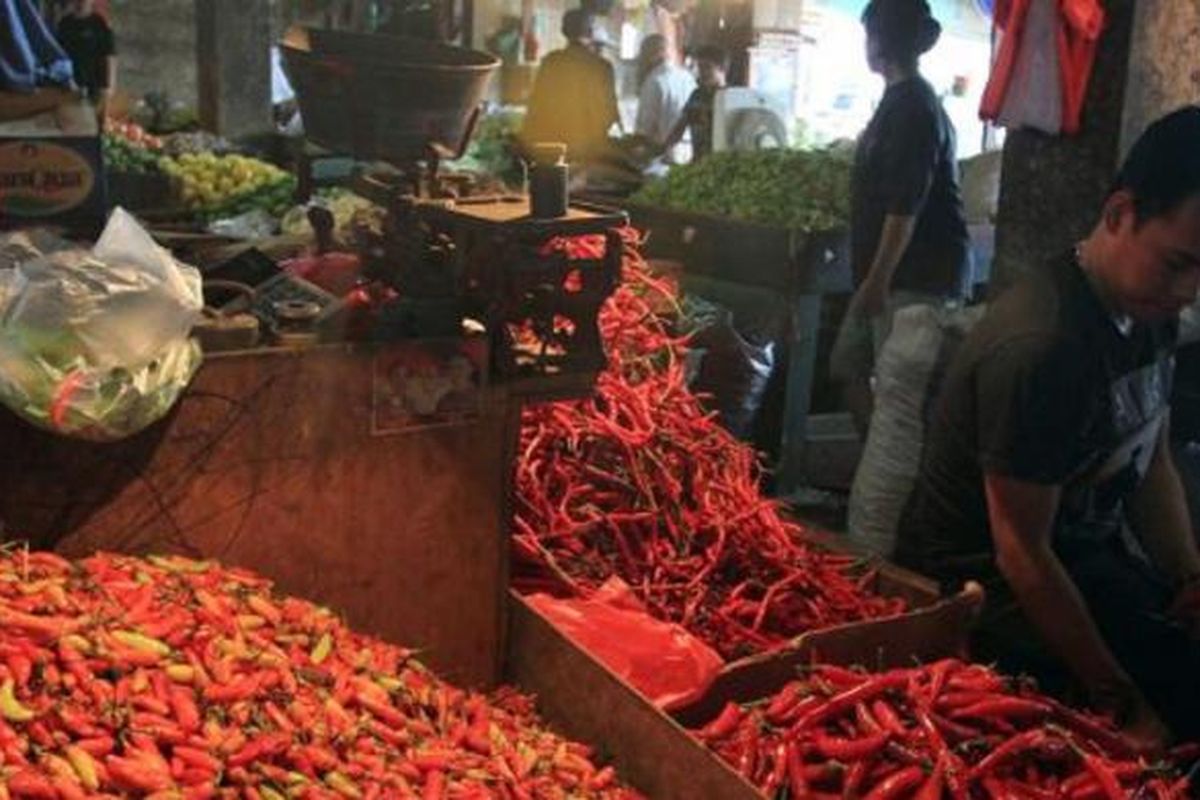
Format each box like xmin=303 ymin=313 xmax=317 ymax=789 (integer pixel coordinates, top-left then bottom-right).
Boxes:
xmin=631 ymin=147 xmax=853 ymax=232
xmin=447 ymin=109 xmax=526 ymax=188
xmin=101 ymin=134 xmax=164 ymax=176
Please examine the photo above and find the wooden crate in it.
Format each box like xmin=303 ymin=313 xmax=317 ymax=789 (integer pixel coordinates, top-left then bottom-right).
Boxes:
xmin=506 ymin=592 xmax=755 ymax=800
xmin=622 ymin=201 xmax=852 ymax=296
xmin=0 ymin=344 xmax=520 ymax=688
xmin=507 ymin=570 xmax=982 ymax=800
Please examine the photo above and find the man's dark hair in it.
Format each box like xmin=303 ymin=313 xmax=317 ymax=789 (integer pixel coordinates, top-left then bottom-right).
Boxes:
xmin=692 ymin=44 xmax=729 ymax=71
xmin=861 ymin=0 xmax=941 ymax=66
xmin=1112 ymin=106 xmax=1200 ymax=221
xmin=562 ymin=9 xmax=594 ymax=41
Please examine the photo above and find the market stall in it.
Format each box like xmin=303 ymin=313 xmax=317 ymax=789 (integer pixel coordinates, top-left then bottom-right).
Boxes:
xmin=0 ymin=8 xmax=1197 ymax=799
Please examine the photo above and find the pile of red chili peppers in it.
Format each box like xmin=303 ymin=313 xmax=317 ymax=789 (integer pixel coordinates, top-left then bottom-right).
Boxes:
xmin=0 ymin=548 xmax=642 ymax=799
xmin=695 ymin=659 xmax=1194 ymax=799
xmin=514 ymin=231 xmax=904 ymax=660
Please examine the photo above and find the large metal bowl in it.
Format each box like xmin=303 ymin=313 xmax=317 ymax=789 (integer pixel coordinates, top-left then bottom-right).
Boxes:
xmin=281 ymin=27 xmax=500 ymax=165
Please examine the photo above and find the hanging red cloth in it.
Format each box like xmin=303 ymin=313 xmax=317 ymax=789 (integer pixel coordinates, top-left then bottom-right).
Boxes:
xmin=979 ymin=0 xmax=1105 ymax=135
xmin=1058 ymin=0 xmax=1105 ymax=134
xmin=978 ymin=0 xmax=1031 ymax=124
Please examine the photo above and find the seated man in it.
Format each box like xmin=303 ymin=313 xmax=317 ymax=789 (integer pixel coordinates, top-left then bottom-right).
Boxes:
xmin=897 ymin=107 xmax=1200 ymax=749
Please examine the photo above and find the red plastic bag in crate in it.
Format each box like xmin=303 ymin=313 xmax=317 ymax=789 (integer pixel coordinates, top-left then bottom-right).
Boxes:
xmin=525 ymin=578 xmax=724 ymax=710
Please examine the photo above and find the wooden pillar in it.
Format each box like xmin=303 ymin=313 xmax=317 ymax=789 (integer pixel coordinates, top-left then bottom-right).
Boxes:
xmin=990 ymin=0 xmax=1135 ymax=292
xmin=196 ymin=0 xmax=273 ymax=139
xmin=1120 ymin=0 xmax=1200 ymax=157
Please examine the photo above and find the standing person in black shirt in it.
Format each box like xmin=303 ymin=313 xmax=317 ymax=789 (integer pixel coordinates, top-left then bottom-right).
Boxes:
xmin=831 ymin=0 xmax=970 ymax=436
xmin=658 ymin=44 xmax=729 ymax=163
xmin=897 ymin=108 xmax=1200 ymax=749
xmin=56 ymin=0 xmax=116 ymax=123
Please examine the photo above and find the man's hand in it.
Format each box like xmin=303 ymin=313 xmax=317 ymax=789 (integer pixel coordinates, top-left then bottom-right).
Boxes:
xmin=850 ymin=276 xmax=889 ymax=319
xmin=986 ymin=474 xmax=1149 ymax=736
xmin=1120 ymin=690 xmax=1173 ymax=755
xmin=1170 ymin=574 xmax=1200 ymax=638
xmin=855 ymin=213 xmax=916 ymax=319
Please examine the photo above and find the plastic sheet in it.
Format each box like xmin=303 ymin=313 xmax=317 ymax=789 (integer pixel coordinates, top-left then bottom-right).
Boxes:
xmin=681 ymin=294 xmax=777 ymax=440
xmin=525 ymin=578 xmax=724 ymax=711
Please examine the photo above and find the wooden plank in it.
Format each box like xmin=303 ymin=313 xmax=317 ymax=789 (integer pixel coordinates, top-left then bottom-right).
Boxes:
xmin=506 ymin=592 xmax=760 ymax=800
xmin=0 ymin=344 xmax=517 ymax=687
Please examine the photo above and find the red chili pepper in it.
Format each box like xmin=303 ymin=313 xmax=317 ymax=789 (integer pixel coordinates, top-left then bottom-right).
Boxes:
xmin=699 ymin=702 xmax=744 ymax=741
xmin=968 ymin=730 xmax=1054 ymax=782
xmin=1076 ymin=751 xmax=1128 ymax=800
xmin=785 ymin=743 xmax=809 ymax=799
xmin=812 ymin=730 xmax=890 ymax=761
xmin=1044 ymin=698 xmax=1136 ymax=759
xmin=794 ymin=671 xmax=912 ymax=731
xmin=105 ymin=754 xmax=174 ymax=792
xmin=6 ymin=770 xmax=59 ymax=799
xmin=863 ymin=765 xmax=926 ymax=800
xmin=872 ymin=699 xmax=908 ymax=736
xmin=915 ymin=756 xmax=945 ymax=800
xmin=951 ymin=697 xmax=1052 ymax=721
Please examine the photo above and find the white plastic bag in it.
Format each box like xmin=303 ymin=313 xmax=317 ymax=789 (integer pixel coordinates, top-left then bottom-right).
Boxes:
xmin=0 ymin=208 xmax=204 ymax=441
xmin=847 ymin=304 xmax=985 ymax=557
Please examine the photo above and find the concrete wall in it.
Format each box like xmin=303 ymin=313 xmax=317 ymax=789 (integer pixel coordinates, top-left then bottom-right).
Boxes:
xmin=197 ymin=0 xmax=273 ymax=138
xmin=1121 ymin=0 xmax=1200 ymax=157
xmin=107 ymin=0 xmax=197 ymax=109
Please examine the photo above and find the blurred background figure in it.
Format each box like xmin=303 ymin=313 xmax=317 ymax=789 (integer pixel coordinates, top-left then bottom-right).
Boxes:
xmin=659 ymin=44 xmax=728 ymax=164
xmin=56 ymin=0 xmax=117 ymax=124
xmin=634 ymin=33 xmax=694 ymax=165
xmin=520 ymin=8 xmax=621 ymax=165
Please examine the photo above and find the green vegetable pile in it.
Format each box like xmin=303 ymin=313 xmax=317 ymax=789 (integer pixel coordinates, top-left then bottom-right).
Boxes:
xmin=160 ymin=152 xmax=297 ymax=221
xmin=631 ymin=147 xmax=853 ymax=232
xmin=447 ymin=109 xmax=526 ymax=188
xmin=101 ymin=134 xmax=165 ymax=176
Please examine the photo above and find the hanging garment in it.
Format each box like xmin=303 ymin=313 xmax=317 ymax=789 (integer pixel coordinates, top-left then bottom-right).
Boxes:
xmin=980 ymin=0 xmax=1105 ymax=136
xmin=979 ymin=0 xmax=1028 ymax=124
xmin=0 ymin=0 xmax=74 ymax=93
xmin=1059 ymin=0 xmax=1105 ymax=134
xmin=997 ymin=0 xmax=1062 ymax=134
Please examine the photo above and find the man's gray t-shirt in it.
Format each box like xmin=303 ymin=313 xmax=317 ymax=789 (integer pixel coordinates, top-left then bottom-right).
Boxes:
xmin=896 ymin=252 xmax=1176 ymax=594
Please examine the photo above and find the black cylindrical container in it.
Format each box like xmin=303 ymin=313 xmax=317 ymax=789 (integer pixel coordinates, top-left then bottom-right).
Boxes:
xmin=529 ymin=142 xmax=569 ymax=219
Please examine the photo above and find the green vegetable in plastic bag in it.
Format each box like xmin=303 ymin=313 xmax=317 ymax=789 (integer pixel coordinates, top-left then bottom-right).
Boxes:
xmin=0 ymin=209 xmax=204 ymax=441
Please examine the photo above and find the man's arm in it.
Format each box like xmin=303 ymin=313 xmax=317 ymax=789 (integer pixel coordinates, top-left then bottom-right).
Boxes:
xmin=602 ymin=62 xmax=622 ymax=136
xmin=986 ymin=473 xmax=1168 ymax=746
xmin=635 ymin=78 xmax=661 ymax=139
xmin=852 ymin=214 xmax=917 ymax=317
xmin=1129 ymin=422 xmax=1200 ymax=586
xmin=659 ymin=112 xmax=687 ymax=152
xmin=854 ymin=106 xmax=938 ymax=315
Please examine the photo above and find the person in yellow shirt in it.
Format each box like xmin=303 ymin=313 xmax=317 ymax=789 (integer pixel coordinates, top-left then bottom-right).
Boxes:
xmin=520 ymin=9 xmax=621 ymax=164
